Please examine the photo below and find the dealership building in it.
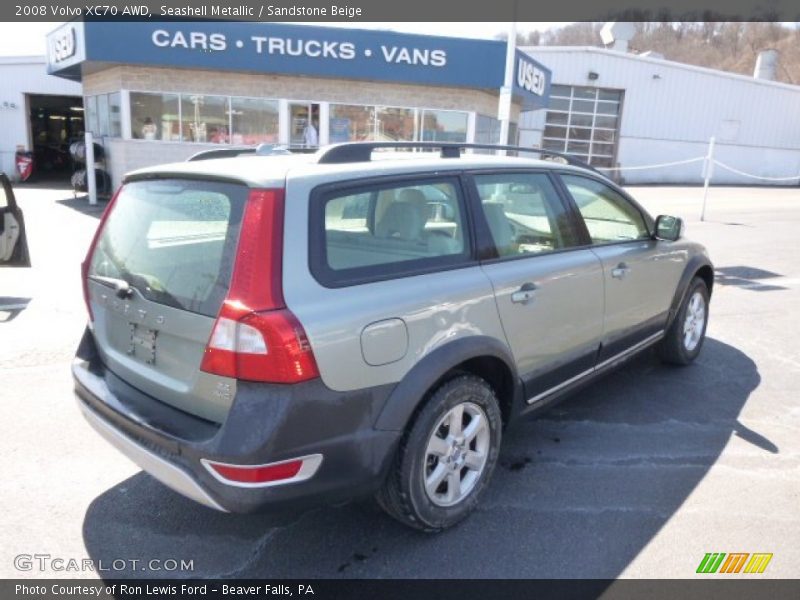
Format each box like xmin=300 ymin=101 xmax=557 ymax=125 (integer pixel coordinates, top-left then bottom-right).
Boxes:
xmin=0 ymin=56 xmax=82 ymax=179
xmin=43 ymin=21 xmax=550 ymax=188
xmin=519 ymin=36 xmax=800 ymax=185
xmin=1 ymin=21 xmax=798 ymax=186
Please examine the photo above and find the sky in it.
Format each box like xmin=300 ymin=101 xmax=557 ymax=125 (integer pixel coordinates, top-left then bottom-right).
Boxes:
xmin=0 ymin=21 xmax=570 ymax=56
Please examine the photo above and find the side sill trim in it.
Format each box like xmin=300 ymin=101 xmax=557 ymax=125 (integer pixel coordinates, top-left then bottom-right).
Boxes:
xmin=526 ymin=331 xmax=664 ymax=405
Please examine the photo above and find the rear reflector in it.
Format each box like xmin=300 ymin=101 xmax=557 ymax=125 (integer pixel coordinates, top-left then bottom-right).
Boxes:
xmin=201 ymin=454 xmax=323 ymax=487
xmin=199 ymin=188 xmax=320 ymax=383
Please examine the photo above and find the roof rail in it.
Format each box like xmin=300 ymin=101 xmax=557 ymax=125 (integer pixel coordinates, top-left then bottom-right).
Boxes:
xmin=316 ymin=142 xmax=600 ymax=173
xmin=187 ymin=144 xmax=292 ymax=162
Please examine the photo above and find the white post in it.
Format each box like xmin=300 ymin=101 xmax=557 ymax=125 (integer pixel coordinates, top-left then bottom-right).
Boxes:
xmin=497 ymin=20 xmax=517 ymax=155
xmin=85 ymin=131 xmax=97 ymax=206
xmin=700 ymin=136 xmax=715 ymax=221
xmin=319 ymin=102 xmax=330 ymax=147
xmin=278 ymin=99 xmax=290 ymax=146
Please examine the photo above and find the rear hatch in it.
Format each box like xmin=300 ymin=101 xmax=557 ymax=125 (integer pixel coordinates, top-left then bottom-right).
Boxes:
xmin=85 ymin=178 xmax=248 ymax=423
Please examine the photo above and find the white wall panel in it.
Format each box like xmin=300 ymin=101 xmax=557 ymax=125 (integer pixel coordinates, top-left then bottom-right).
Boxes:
xmin=0 ymin=57 xmax=82 ymax=179
xmin=520 ymin=47 xmax=800 ymax=184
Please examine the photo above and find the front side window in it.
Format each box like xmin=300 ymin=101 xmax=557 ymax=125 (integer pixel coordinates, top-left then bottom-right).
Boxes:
xmin=313 ymin=178 xmax=470 ymax=286
xmin=561 ymin=175 xmax=649 ymax=244
xmin=474 ymin=173 xmax=579 ymax=258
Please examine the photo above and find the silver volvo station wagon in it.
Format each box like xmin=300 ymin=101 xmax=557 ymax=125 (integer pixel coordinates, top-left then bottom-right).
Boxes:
xmin=73 ymin=142 xmax=713 ymax=531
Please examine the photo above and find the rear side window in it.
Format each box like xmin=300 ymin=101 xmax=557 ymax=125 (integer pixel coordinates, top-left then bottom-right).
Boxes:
xmin=89 ymin=179 xmax=247 ymax=316
xmin=310 ymin=177 xmax=471 ymax=287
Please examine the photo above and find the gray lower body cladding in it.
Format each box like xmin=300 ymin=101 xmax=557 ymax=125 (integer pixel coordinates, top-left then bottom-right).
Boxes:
xmin=72 ymin=328 xmax=400 ymax=513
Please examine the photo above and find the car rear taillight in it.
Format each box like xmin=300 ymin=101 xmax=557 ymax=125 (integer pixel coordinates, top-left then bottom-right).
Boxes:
xmin=81 ymin=187 xmax=122 ymax=322
xmin=200 ymin=189 xmax=319 ymax=383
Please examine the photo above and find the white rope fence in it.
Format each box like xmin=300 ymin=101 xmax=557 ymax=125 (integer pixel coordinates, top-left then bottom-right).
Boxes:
xmin=597 ymin=157 xmax=706 ymax=172
xmin=713 ymin=159 xmax=800 ymax=182
xmin=592 ymin=136 xmax=799 ymax=221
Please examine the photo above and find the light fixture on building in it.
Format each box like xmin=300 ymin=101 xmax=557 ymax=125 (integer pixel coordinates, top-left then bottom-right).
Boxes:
xmin=588 ymin=71 xmax=599 ymax=81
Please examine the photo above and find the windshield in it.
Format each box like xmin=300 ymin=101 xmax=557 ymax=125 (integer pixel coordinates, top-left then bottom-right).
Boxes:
xmin=89 ymin=179 xmax=248 ymax=317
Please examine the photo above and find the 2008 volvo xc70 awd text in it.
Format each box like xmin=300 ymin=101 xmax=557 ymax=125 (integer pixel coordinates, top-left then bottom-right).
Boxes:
xmin=73 ymin=142 xmax=713 ymax=531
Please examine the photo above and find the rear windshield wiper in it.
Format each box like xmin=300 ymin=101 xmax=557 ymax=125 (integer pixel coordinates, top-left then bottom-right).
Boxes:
xmin=88 ymin=272 xmax=184 ymax=311
xmin=87 ymin=274 xmax=135 ymax=299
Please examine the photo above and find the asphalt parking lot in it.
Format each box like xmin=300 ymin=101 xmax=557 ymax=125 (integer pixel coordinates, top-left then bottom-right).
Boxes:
xmin=1 ymin=183 xmax=798 ymax=579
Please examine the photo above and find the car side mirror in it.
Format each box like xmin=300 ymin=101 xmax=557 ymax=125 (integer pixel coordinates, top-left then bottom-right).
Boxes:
xmin=654 ymin=215 xmax=684 ymax=241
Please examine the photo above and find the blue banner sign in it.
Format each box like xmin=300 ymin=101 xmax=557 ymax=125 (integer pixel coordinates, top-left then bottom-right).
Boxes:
xmin=47 ymin=21 xmax=551 ymax=110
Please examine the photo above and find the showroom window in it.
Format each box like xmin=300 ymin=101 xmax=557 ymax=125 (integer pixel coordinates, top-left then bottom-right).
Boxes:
xmin=475 ymin=114 xmax=501 ymax=145
xmin=541 ymin=85 xmax=623 ymax=168
xmin=376 ymin=106 xmax=416 ymax=142
xmin=84 ymin=92 xmax=122 ymax=137
xmin=180 ymin=95 xmax=230 ymax=144
xmin=130 ymin=92 xmax=180 ymax=141
xmin=421 ymin=109 xmax=469 ymax=143
xmin=124 ymin=95 xmax=477 ymax=147
xmin=329 ymin=104 xmax=375 ymax=142
xmin=230 ymin=97 xmax=279 ymax=145
xmin=130 ymin=93 xmax=281 ymax=144
xmin=85 ymin=95 xmax=98 ymax=134
xmin=329 ymin=104 xmax=417 ymax=142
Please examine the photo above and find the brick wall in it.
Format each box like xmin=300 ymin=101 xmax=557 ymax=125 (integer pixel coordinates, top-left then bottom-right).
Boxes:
xmin=104 ymin=139 xmax=212 ymax=188
xmin=86 ymin=65 xmax=522 ymax=186
xmin=83 ymin=65 xmax=511 ymax=116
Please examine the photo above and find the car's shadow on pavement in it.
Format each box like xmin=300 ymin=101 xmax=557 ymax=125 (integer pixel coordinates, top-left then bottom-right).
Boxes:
xmin=82 ymin=338 xmax=765 ymax=579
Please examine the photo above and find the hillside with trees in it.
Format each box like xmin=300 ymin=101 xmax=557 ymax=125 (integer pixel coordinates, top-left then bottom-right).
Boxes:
xmin=515 ymin=23 xmax=800 ymax=85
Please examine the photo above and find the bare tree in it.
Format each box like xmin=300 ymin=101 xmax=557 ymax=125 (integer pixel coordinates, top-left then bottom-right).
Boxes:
xmin=532 ymin=21 xmax=798 ymax=85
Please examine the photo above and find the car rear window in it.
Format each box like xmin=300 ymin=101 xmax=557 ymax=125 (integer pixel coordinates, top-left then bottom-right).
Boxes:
xmin=310 ymin=177 xmax=471 ymax=287
xmin=89 ymin=179 xmax=248 ymax=316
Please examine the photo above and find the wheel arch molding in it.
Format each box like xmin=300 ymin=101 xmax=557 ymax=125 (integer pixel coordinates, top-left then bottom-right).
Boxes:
xmin=667 ymin=255 xmax=714 ymax=329
xmin=374 ymin=336 xmax=522 ymax=432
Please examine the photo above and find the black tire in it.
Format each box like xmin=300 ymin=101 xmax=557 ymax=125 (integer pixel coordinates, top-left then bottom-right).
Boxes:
xmin=376 ymin=374 xmax=502 ymax=532
xmin=658 ymin=277 xmax=710 ymax=365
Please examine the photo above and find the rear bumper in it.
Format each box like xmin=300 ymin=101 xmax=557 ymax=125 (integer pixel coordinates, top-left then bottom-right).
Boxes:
xmin=78 ymin=400 xmax=227 ymax=511
xmin=73 ymin=328 xmax=400 ymax=513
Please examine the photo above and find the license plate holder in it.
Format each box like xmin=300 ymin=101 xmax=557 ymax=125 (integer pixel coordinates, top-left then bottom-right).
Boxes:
xmin=128 ymin=323 xmax=157 ymax=364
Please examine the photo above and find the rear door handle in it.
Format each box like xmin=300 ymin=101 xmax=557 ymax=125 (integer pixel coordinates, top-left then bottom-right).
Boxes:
xmin=511 ymin=282 xmax=537 ymax=304
xmin=611 ymin=263 xmax=631 ymax=279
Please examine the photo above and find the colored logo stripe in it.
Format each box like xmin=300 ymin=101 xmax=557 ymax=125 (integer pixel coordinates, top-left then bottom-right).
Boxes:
xmin=744 ymin=553 xmax=773 ymax=574
xmin=697 ymin=552 xmax=772 ymax=574
xmin=719 ymin=553 xmax=749 ymax=573
xmin=697 ymin=553 xmax=726 ymax=573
